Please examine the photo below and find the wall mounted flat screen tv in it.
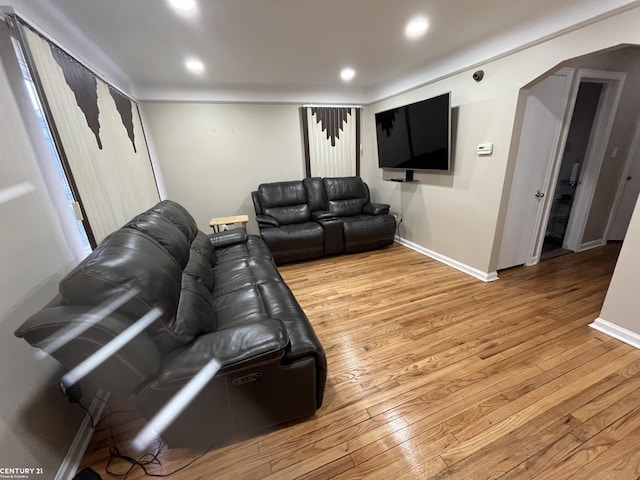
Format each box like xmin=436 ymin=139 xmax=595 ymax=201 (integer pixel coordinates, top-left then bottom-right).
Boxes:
xmin=375 ymin=92 xmax=451 ymax=172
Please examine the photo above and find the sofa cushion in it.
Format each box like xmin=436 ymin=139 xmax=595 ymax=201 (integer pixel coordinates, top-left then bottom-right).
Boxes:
xmin=214 ymin=234 xmax=275 ymax=266
xmin=260 ymin=223 xmax=324 ymax=264
xmin=191 ymin=231 xmax=216 ymax=266
xmin=323 ymin=177 xmax=369 ymax=217
xmin=59 ymin=206 xmax=219 ymax=352
xmin=341 ymin=214 xmax=397 ymax=253
xmin=258 ymin=181 xmax=311 ymax=225
xmin=303 ymin=177 xmax=328 ymax=212
xmin=173 ymin=274 xmax=217 ymax=341
xmin=58 ymin=228 xmax=188 ymax=352
xmin=175 ymin=233 xmax=218 ymax=342
xmin=150 ymin=200 xmax=199 ymax=241
xmin=184 ymin=250 xmax=215 ymax=291
xmin=214 ymin=285 xmax=271 ymax=330
xmin=125 ymin=211 xmax=192 ymax=268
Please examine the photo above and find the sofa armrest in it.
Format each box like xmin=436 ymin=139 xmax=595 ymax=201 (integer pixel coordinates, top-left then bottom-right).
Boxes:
xmin=149 ymin=319 xmax=289 ymax=387
xmin=208 ymin=229 xmax=248 ymax=248
xmin=256 ymin=214 xmax=280 ymax=228
xmin=312 ymin=210 xmax=337 ymax=220
xmin=363 ymin=202 xmax=390 ymax=215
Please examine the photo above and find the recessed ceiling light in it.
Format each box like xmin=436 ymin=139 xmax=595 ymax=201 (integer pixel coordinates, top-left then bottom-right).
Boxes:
xmin=341 ymin=67 xmax=356 ymax=82
xmin=405 ymin=16 xmax=429 ymax=39
xmin=168 ymin=0 xmax=197 ymax=11
xmin=185 ymin=58 xmax=205 ymax=74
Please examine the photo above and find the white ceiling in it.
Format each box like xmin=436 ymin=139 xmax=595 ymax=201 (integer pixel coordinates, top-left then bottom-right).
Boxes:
xmin=5 ymin=0 xmax=640 ymax=103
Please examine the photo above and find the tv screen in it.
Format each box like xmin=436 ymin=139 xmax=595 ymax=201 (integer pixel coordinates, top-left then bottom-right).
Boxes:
xmin=375 ymin=92 xmax=451 ymax=172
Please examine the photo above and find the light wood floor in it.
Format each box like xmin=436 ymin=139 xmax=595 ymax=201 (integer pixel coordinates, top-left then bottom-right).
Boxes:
xmin=79 ymin=242 xmax=640 ymax=479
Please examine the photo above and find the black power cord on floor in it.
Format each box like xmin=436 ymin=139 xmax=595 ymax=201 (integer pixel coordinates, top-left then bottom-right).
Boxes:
xmin=100 ymin=410 xmax=213 ymax=479
xmin=106 ymin=443 xmax=211 ymax=479
xmin=74 ymin=400 xmax=134 ymax=430
xmin=71 ymin=397 xmax=213 ymax=479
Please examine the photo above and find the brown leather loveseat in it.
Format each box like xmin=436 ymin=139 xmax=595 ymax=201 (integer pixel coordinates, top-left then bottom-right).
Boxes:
xmin=251 ymin=176 xmax=396 ymax=264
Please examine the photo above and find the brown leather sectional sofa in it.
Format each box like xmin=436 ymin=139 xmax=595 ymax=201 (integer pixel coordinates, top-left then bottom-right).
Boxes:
xmin=15 ymin=200 xmax=326 ymax=448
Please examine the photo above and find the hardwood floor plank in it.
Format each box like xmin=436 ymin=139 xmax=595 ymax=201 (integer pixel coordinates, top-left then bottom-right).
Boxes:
xmin=442 ymin=346 xmax=637 ymax=465
xmin=569 ymin=433 xmax=640 ymax=480
xmin=437 ymin=367 xmax=639 ymax=479
xmin=454 ymin=342 xmax=626 ymax=442
xmin=269 ymin=413 xmax=408 ymax=473
xmin=340 ymin=429 xmax=456 ymax=480
xmin=257 ymin=403 xmax=370 ymax=454
xmin=571 ymin=387 xmax=640 ymax=442
xmin=391 ymin=363 xmax=543 ymax=426
xmin=261 ymin=415 xmax=411 ymax=479
xmin=432 ymin=415 xmax=582 ymax=480
xmin=523 ymin=405 xmax=640 ymax=479
xmin=498 ymin=338 xmax=619 ymax=401
xmin=496 ymin=432 xmax=583 ymax=480
xmin=394 ymin=456 xmax=449 ymax=480
xmin=293 ymin=455 xmax=355 ymax=480
xmin=571 ymin=372 xmax=640 ymax=423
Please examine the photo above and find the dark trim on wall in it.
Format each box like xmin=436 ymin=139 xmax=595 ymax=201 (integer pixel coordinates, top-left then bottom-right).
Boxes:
xmin=301 ymin=107 xmax=312 ymax=177
xmin=355 ymin=108 xmax=361 ymax=176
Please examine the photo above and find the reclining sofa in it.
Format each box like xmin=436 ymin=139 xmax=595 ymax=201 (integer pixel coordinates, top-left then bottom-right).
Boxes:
xmin=252 ymin=176 xmax=396 ymax=264
xmin=15 ymin=200 xmax=326 ymax=448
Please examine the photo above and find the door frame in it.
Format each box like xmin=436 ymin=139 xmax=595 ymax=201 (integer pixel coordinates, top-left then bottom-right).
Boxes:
xmin=562 ymin=68 xmax=626 ymax=251
xmin=603 ymin=114 xmax=640 ymax=241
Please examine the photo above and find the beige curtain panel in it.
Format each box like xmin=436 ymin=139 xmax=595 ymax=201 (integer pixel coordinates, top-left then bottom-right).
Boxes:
xmin=23 ymin=27 xmax=159 ymax=243
xmin=303 ymin=107 xmax=360 ymax=178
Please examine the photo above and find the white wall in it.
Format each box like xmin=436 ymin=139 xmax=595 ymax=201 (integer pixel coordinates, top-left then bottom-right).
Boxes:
xmin=361 ymin=6 xmax=640 ymax=275
xmin=141 ymin=102 xmax=306 ymax=233
xmin=364 ymin=91 xmax=519 ymax=274
xmin=0 ymin=22 xmax=84 ymax=477
xmin=599 ymin=194 xmax=640 ymax=337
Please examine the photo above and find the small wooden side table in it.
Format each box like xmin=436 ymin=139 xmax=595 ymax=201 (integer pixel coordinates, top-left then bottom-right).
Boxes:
xmin=209 ymin=214 xmax=249 ymax=233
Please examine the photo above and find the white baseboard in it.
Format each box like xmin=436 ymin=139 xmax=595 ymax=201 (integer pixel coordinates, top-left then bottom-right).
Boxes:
xmin=55 ymin=389 xmax=109 ymax=480
xmin=577 ymin=238 xmax=605 ymax=252
xmin=590 ymin=317 xmax=640 ymax=349
xmin=395 ymin=236 xmax=499 ymax=282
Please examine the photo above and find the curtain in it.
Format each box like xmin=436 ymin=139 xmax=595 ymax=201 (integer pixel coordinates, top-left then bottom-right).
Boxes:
xmin=302 ymin=106 xmax=360 ymax=177
xmin=20 ymin=25 xmax=159 ymax=244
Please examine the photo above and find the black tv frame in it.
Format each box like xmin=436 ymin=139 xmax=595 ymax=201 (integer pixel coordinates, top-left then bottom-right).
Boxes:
xmin=375 ymin=92 xmax=452 ymax=175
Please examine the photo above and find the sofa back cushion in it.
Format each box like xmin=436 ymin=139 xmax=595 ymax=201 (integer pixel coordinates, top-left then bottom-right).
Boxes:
xmin=127 ymin=208 xmax=218 ymax=344
xmin=303 ymin=177 xmax=328 ymax=212
xmin=258 ymin=181 xmax=311 ymax=225
xmin=125 ymin=210 xmax=193 ymax=267
xmin=150 ymin=200 xmax=199 ymax=240
xmin=59 ymin=228 xmax=188 ymax=352
xmin=175 ymin=231 xmax=217 ymax=339
xmin=59 ymin=201 xmax=218 ymax=352
xmin=323 ymin=177 xmax=370 ymax=217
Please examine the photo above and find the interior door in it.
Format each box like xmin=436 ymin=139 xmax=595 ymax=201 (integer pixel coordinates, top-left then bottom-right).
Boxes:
xmin=498 ymin=70 xmax=574 ymax=270
xmin=609 ymin=148 xmax=640 ymax=240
